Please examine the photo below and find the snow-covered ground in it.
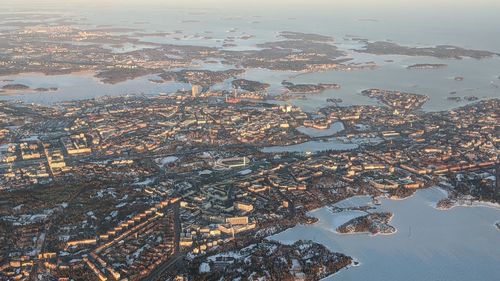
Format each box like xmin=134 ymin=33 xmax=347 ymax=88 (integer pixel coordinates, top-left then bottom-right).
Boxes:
xmin=271 ymin=187 xmax=500 ymax=281
xmin=155 ymin=156 xmax=179 ymax=167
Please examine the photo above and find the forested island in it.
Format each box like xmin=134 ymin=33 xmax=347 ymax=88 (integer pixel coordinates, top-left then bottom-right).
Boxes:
xmin=407 ymin=63 xmax=447 ymax=70
xmin=337 ymin=212 xmax=396 ymax=235
xmin=231 ymin=79 xmax=270 ymax=92
xmin=282 ymin=81 xmax=340 ymax=94
xmin=357 ymin=41 xmax=499 ymax=59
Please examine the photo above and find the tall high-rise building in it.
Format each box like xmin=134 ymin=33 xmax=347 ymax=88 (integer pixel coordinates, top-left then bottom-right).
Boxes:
xmin=191 ymin=85 xmax=202 ymax=97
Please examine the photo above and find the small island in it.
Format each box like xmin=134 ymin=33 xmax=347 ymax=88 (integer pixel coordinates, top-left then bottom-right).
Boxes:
xmin=282 ymin=81 xmax=340 ymax=94
xmin=2 ymin=84 xmax=30 ymax=90
xmin=231 ymin=78 xmax=270 ymax=92
xmin=407 ymin=63 xmax=447 ymax=70
xmin=436 ymin=198 xmax=455 ymax=210
xmin=222 ymin=43 xmax=237 ymax=48
xmin=446 ymin=96 xmax=479 ymax=102
xmin=279 ymin=31 xmax=334 ymax=42
xmin=337 ymin=212 xmax=396 ymax=235
xmin=327 ymin=98 xmax=343 ymax=103
xmin=464 ymin=96 xmax=479 ymax=101
xmin=0 ymin=84 xmax=58 ymax=95
xmin=95 ymin=67 xmax=162 ymax=84
xmin=160 ymin=69 xmax=245 ymax=88
xmin=447 ymin=96 xmax=462 ymax=102
xmin=34 ymin=87 xmax=58 ymax=92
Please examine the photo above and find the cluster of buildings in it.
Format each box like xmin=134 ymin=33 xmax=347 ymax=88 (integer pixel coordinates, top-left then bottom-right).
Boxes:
xmin=361 ymin=88 xmax=429 ymax=114
xmin=0 ymin=91 xmax=498 ymax=280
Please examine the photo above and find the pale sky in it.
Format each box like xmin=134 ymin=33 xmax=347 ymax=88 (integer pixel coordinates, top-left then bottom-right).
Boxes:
xmin=4 ymin=0 xmax=497 ymax=21
xmin=5 ymin=0 xmax=500 ymax=8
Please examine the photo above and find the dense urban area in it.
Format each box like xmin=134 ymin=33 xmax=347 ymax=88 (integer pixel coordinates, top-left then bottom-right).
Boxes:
xmin=0 ymin=9 xmax=499 ymax=281
xmin=0 ymin=84 xmax=498 ymax=280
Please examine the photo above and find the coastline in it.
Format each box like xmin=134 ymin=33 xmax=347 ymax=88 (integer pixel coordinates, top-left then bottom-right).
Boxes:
xmin=319 ymin=258 xmax=361 ymax=281
xmin=270 ymin=187 xmax=500 ymax=281
xmin=434 ymin=186 xmax=500 ymax=211
xmin=435 ymin=200 xmax=500 ymax=211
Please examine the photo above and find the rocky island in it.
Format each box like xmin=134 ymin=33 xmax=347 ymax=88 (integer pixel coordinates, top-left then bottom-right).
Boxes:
xmin=357 ymin=41 xmax=499 ymax=59
xmin=231 ymin=78 xmax=270 ymax=92
xmin=282 ymin=81 xmax=340 ymax=94
xmin=464 ymin=96 xmax=479 ymax=101
xmin=436 ymin=198 xmax=456 ymax=210
xmin=279 ymin=31 xmax=335 ymax=42
xmin=446 ymin=96 xmax=480 ymax=102
xmin=1 ymin=84 xmax=30 ymax=90
xmin=337 ymin=212 xmax=396 ymax=235
xmin=447 ymin=96 xmax=462 ymax=102
xmin=34 ymin=87 xmax=58 ymax=92
xmin=0 ymin=84 xmax=58 ymax=94
xmin=159 ymin=69 xmax=245 ymax=88
xmin=95 ymin=67 xmax=162 ymax=84
xmin=327 ymin=98 xmax=343 ymax=103
xmin=407 ymin=63 xmax=447 ymax=70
